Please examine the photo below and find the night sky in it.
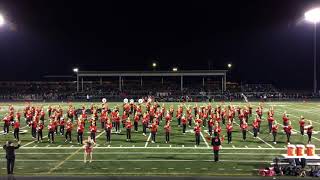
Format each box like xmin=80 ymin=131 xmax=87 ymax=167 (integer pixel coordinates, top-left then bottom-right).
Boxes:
xmin=0 ymin=0 xmax=319 ymax=89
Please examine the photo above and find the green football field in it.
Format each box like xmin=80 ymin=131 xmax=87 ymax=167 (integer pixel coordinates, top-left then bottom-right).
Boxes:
xmin=0 ymin=101 xmax=319 ymax=176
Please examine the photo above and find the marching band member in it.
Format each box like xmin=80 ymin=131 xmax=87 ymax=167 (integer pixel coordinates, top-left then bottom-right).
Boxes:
xmin=226 ymin=120 xmax=233 ymax=144
xmin=105 ymin=119 xmax=112 ymax=144
xmin=30 ymin=117 xmax=38 ymax=139
xmin=142 ymin=113 xmax=148 ymax=136
xmin=252 ymin=115 xmax=259 ymax=138
xmin=164 ymin=121 xmax=171 ymax=143
xmin=299 ymin=116 xmax=305 ymax=136
xmin=181 ymin=114 xmax=187 ymax=134
xmin=305 ymin=121 xmax=313 ymax=144
xmin=13 ymin=119 xmax=20 ymax=141
xmin=3 ymin=115 xmax=10 ymax=134
xmin=213 ymin=121 xmax=221 ymax=137
xmin=125 ymin=117 xmax=133 ymax=141
xmin=282 ymin=112 xmax=289 ymax=126
xmin=267 ymin=112 xmax=274 ymax=134
xmin=83 ymin=136 xmax=94 ymax=163
xmin=241 ymin=120 xmax=248 ymax=141
xmin=59 ymin=117 xmax=65 ymax=135
xmin=208 ymin=118 xmax=214 ymax=136
xmin=89 ymin=122 xmax=97 ymax=143
xmin=47 ymin=120 xmax=55 ymax=143
xmin=77 ymin=119 xmax=84 ymax=145
xmin=37 ymin=121 xmax=44 ymax=143
xmin=133 ymin=112 xmax=140 ymax=132
xmin=271 ymin=121 xmax=278 ymax=144
xmin=150 ymin=120 xmax=158 ymax=143
xmin=65 ymin=119 xmax=73 ymax=143
xmin=284 ymin=121 xmax=292 ymax=145
xmin=194 ymin=123 xmax=201 ymax=146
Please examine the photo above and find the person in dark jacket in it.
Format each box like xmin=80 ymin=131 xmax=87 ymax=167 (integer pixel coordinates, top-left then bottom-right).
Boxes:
xmin=211 ymin=135 xmax=221 ymax=162
xmin=3 ymin=141 xmax=21 ymax=174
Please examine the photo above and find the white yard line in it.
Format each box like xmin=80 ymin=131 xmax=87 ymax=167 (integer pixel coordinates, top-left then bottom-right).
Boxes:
xmin=234 ymin=122 xmax=274 ymax=148
xmin=144 ymin=133 xmax=152 ymax=148
xmin=21 ymin=140 xmax=36 ymax=147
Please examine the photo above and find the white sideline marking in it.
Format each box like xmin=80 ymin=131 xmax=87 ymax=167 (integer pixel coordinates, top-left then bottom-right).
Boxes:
xmin=18 ymin=146 xmax=290 ymax=150
xmin=144 ymin=133 xmax=152 ymax=148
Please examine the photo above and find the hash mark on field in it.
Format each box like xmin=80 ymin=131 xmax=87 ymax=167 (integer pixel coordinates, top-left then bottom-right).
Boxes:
xmin=185 ymin=168 xmax=191 ymax=170
xmin=245 ymin=146 xmax=248 ymax=148
xmin=170 ymin=145 xmax=172 ymax=148
xmin=232 ymin=145 xmax=235 ymax=148
xmin=258 ymin=146 xmax=261 ymax=148
xmin=151 ymin=168 xmax=158 ymax=170
xmin=182 ymin=145 xmax=184 ymax=148
xmin=108 ymin=145 xmax=110 ymax=147
xmin=134 ymin=168 xmax=141 ymax=170
xmin=85 ymin=168 xmax=91 ymax=170
xmin=57 ymin=145 xmax=61 ymax=147
xmin=168 ymin=168 xmax=174 ymax=170
xmin=132 ymin=145 xmax=135 ymax=147
xmin=236 ymin=169 xmax=243 ymax=171
xmin=33 ymin=145 xmax=37 ymax=147
xmin=218 ymin=168 xmax=225 ymax=170
xmin=201 ymin=168 xmax=208 ymax=170
xmin=2 ymin=168 xmax=6 ymax=169
xmin=68 ymin=168 xmax=75 ymax=170
xmin=101 ymin=168 xmax=108 ymax=170
xmin=34 ymin=168 xmax=39 ymax=170
xmin=70 ymin=145 xmax=73 ymax=147
xmin=118 ymin=168 xmax=124 ymax=170
xmin=46 ymin=145 xmax=50 ymax=147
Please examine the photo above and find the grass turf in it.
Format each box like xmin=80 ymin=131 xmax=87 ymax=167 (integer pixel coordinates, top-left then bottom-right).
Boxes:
xmin=0 ymin=101 xmax=319 ymax=176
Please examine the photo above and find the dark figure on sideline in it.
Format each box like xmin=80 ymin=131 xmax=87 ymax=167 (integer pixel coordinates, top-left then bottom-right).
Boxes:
xmin=3 ymin=141 xmax=21 ymax=174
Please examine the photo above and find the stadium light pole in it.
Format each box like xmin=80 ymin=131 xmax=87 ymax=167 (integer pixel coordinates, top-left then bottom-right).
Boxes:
xmin=73 ymin=68 xmax=79 ymax=92
xmin=305 ymin=7 xmax=320 ymax=94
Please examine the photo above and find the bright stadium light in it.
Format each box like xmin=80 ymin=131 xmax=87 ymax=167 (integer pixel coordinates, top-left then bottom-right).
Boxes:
xmin=305 ymin=7 xmax=320 ymax=94
xmin=0 ymin=14 xmax=5 ymax=27
xmin=227 ymin=63 xmax=232 ymax=68
xmin=152 ymin=62 xmax=157 ymax=67
xmin=305 ymin=8 xmax=320 ymax=23
xmin=73 ymin=68 xmax=79 ymax=73
xmin=172 ymin=67 xmax=178 ymax=72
